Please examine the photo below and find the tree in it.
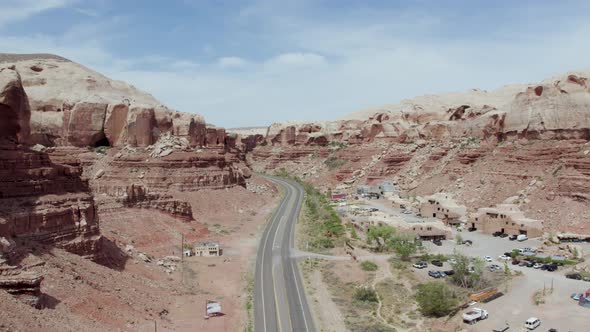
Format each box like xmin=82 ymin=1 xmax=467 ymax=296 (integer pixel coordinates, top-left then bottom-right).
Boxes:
xmin=388 ymin=234 xmax=420 ymax=261
xmin=415 ymin=282 xmax=458 ymax=317
xmin=367 ymin=225 xmax=396 ymax=252
xmin=449 ymin=252 xmax=485 ymax=289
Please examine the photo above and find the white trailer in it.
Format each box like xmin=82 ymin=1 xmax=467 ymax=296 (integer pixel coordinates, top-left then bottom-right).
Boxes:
xmin=462 ymin=308 xmax=488 ymax=324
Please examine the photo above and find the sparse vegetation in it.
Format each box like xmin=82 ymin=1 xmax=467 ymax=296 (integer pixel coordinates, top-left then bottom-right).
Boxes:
xmin=415 ymin=282 xmax=458 ymax=317
xmin=354 ymin=286 xmax=379 ymax=303
xmin=360 ymin=261 xmax=378 ymax=271
xmin=366 ymin=225 xmax=395 ymax=252
xmin=389 ymin=234 xmax=421 ymax=261
xmin=324 ymin=156 xmax=347 ymax=170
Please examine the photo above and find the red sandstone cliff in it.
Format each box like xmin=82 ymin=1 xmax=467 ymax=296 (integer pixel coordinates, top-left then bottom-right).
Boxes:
xmin=249 ymin=70 xmax=590 ymax=234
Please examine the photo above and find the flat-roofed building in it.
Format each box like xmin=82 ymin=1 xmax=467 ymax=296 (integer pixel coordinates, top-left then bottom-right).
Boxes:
xmin=194 ymin=241 xmax=222 ymax=257
xmin=418 ymin=193 xmax=466 ymax=225
xmin=364 ymin=211 xmax=452 ymax=240
xmin=470 ymin=204 xmax=543 ymax=238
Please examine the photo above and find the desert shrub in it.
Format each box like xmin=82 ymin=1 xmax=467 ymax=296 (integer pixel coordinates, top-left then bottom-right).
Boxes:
xmin=360 ymin=261 xmax=378 ymax=271
xmin=354 ymin=286 xmax=378 ymax=302
xmin=324 ymin=156 xmax=346 ymax=170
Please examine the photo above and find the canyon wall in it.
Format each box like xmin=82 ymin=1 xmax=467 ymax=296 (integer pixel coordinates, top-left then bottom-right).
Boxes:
xmin=249 ymin=71 xmax=590 ymax=234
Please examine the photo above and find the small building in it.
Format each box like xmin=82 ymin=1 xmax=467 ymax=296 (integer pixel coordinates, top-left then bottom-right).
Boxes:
xmin=367 ymin=211 xmax=452 ymax=240
xmin=194 ymin=241 xmax=222 ymax=257
xmin=418 ymin=193 xmax=466 ymax=226
xmin=470 ymin=204 xmax=543 ymax=238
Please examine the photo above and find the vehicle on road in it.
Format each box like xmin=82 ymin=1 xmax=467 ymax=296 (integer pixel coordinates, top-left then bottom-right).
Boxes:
xmin=571 ymin=292 xmax=583 ymax=301
xmin=401 ymin=210 xmax=412 ymax=214
xmin=517 ymin=234 xmax=528 ymax=241
xmin=484 ymin=256 xmax=492 ymax=262
xmin=566 ymin=273 xmax=582 ymax=280
xmin=413 ymin=262 xmax=428 ymax=269
xmin=524 ymin=317 xmax=541 ymax=330
xmin=498 ymin=255 xmax=511 ymax=260
xmin=509 ymin=234 xmax=518 ymax=241
xmin=533 ymin=263 xmax=543 ymax=269
xmin=431 ymin=260 xmax=443 ymax=267
xmin=462 ymin=307 xmax=488 ymax=324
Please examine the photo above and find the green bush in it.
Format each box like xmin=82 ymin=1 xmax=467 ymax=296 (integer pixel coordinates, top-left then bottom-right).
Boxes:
xmin=354 ymin=286 xmax=379 ymax=302
xmin=415 ymin=282 xmax=458 ymax=317
xmin=360 ymin=261 xmax=378 ymax=271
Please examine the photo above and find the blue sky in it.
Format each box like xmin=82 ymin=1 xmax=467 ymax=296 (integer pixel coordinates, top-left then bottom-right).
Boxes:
xmin=1 ymin=0 xmax=589 ymax=127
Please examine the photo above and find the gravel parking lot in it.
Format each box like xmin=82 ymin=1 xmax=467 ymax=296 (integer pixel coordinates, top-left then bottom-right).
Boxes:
xmin=424 ymin=232 xmax=590 ymax=331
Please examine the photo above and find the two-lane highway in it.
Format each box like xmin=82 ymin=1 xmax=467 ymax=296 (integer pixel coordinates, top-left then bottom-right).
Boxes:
xmin=254 ymin=176 xmax=314 ymax=332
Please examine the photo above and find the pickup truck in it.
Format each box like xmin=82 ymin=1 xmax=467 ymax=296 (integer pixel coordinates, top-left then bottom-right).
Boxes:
xmin=462 ymin=308 xmax=488 ymax=324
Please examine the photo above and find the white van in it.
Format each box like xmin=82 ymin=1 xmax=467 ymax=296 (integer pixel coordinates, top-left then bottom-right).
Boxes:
xmin=517 ymin=234 xmax=528 ymax=241
xmin=524 ymin=317 xmax=541 ymax=330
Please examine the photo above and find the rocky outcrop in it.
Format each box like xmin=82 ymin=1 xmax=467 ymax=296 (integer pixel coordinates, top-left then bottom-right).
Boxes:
xmin=0 ymin=67 xmax=102 ymax=259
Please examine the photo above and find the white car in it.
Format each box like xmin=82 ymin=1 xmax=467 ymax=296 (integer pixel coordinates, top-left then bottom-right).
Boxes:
xmin=484 ymin=256 xmax=492 ymax=262
xmin=448 ymin=258 xmax=457 ymax=264
xmin=498 ymin=255 xmax=511 ymax=260
xmin=524 ymin=317 xmax=541 ymax=330
xmin=533 ymin=263 xmax=543 ymax=269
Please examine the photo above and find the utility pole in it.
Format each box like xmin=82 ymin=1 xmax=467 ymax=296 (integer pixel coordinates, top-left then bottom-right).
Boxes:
xmin=154 ymin=320 xmax=157 ymax=332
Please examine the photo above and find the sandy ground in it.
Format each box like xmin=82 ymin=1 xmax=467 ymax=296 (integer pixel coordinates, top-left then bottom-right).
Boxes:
xmin=0 ymin=176 xmax=279 ymax=332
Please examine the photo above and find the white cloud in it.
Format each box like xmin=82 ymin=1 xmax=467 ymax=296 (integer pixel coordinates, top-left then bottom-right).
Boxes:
xmin=267 ymin=52 xmax=326 ymax=66
xmin=0 ymin=0 xmax=75 ymax=27
xmin=218 ymin=56 xmax=247 ymax=68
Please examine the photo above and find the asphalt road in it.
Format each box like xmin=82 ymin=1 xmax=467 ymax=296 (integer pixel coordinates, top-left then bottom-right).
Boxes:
xmin=254 ymin=176 xmax=315 ymax=332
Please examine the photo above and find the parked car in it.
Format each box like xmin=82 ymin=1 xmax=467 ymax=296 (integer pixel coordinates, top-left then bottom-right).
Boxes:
xmin=488 ymin=264 xmax=501 ymax=272
xmin=504 ymin=252 xmax=513 ymax=257
xmin=571 ymin=292 xmax=583 ymax=301
xmin=519 ymin=261 xmax=528 ymax=267
xmin=413 ymin=262 xmax=428 ymax=269
xmin=464 ymin=240 xmax=473 ymax=245
xmin=433 ymin=239 xmax=442 ymax=246
xmin=498 ymin=255 xmax=511 ymax=260
xmin=499 ymin=233 xmax=509 ymax=238
xmin=443 ymin=269 xmax=455 ymax=276
xmin=524 ymin=317 xmax=541 ymax=330
xmin=431 ymin=260 xmax=443 ymax=267
xmin=512 ymin=259 xmax=521 ymax=265
xmin=546 ymin=264 xmax=558 ymax=272
xmin=447 ymin=258 xmax=457 ymax=264
xmin=484 ymin=256 xmax=492 ymax=262
xmin=525 ymin=261 xmax=535 ymax=268
xmin=533 ymin=263 xmax=543 ymax=269
xmin=517 ymin=234 xmax=528 ymax=241
xmin=462 ymin=307 xmax=488 ymax=324
xmin=509 ymin=234 xmax=518 ymax=241
xmin=428 ymin=270 xmax=445 ymax=278
xmin=566 ymin=273 xmax=582 ymax=280
xmin=492 ymin=231 xmax=503 ymax=237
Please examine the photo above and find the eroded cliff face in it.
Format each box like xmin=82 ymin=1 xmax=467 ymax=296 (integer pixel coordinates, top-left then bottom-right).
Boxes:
xmin=0 ymin=55 xmax=254 ymax=308
xmin=1 ymin=54 xmax=252 ymax=225
xmin=249 ymin=71 xmax=590 ymax=234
